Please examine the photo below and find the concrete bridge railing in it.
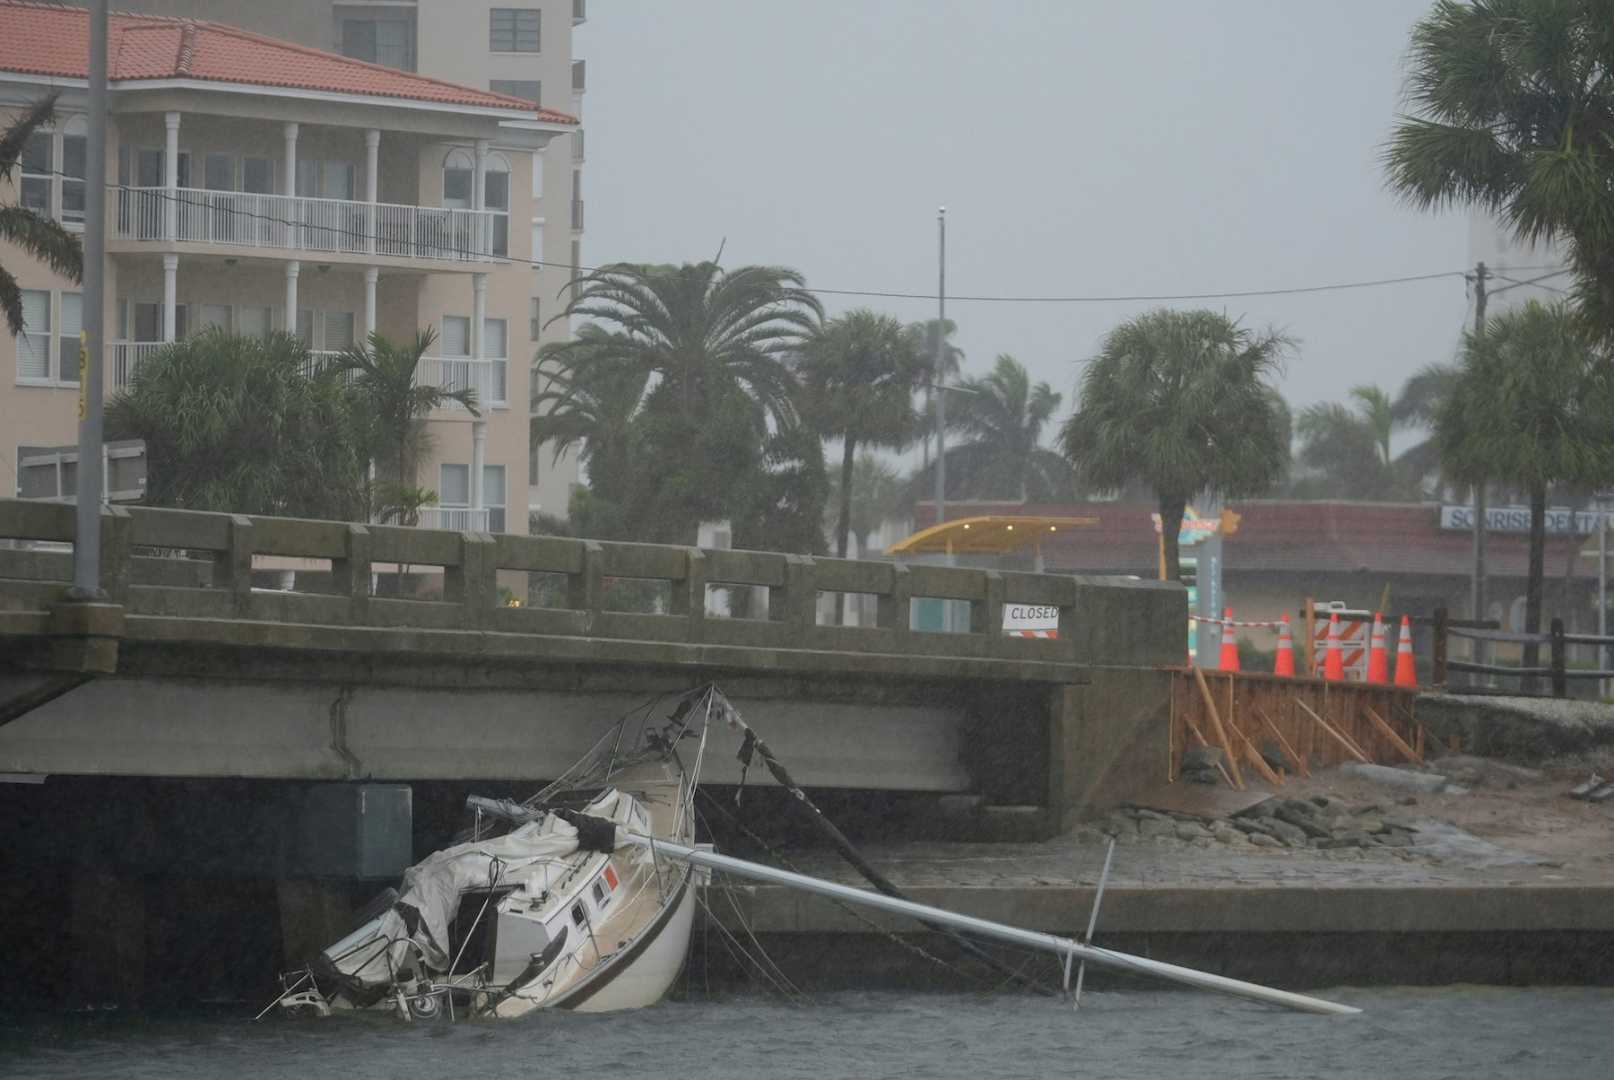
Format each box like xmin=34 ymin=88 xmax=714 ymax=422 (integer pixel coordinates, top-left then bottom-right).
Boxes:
xmin=0 ymin=498 xmax=1183 ymax=670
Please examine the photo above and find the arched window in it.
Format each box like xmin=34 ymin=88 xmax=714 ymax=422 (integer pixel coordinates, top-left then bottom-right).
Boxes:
xmin=442 ymin=147 xmax=475 ymax=208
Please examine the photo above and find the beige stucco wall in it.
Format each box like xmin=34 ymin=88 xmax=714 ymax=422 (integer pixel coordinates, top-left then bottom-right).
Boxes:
xmin=2 ymin=83 xmax=563 ymax=530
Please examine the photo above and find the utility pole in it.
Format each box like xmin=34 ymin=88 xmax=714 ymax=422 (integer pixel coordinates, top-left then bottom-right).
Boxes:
xmin=932 ymin=207 xmax=947 ymax=531
xmin=1468 ymin=260 xmax=1489 ymax=678
xmin=70 ymin=0 xmax=109 ymax=599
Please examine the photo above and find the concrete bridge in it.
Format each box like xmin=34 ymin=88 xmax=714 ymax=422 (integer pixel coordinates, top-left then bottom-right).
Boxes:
xmin=0 ymin=498 xmax=1182 ymax=822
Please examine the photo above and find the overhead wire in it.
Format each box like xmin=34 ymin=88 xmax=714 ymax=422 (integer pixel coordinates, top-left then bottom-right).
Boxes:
xmin=37 ymin=174 xmax=1564 ymax=307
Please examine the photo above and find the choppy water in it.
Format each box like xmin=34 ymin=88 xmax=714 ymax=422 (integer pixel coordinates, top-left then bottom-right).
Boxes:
xmin=4 ymin=988 xmax=1611 ymax=1080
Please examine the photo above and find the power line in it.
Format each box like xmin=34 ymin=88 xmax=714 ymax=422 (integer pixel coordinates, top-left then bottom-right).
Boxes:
xmin=42 ymin=177 xmax=1538 ymax=306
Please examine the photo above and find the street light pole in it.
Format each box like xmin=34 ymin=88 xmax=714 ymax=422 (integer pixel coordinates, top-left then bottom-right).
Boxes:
xmin=932 ymin=207 xmax=947 ymax=530
xmin=70 ymin=0 xmax=109 ymax=599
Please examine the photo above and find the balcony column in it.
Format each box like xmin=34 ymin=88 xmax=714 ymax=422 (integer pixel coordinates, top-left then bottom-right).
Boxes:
xmin=163 ymin=111 xmax=180 ymax=241
xmin=364 ymin=129 xmax=380 ymax=255
xmin=161 ymin=255 xmax=178 ymax=342
xmin=473 ymin=138 xmax=490 ymax=256
xmin=284 ymin=261 xmax=300 ymax=339
xmin=471 ymin=419 xmax=487 ymax=527
xmin=282 ymin=122 xmax=298 ymax=248
xmin=363 ymin=267 xmax=379 ymax=342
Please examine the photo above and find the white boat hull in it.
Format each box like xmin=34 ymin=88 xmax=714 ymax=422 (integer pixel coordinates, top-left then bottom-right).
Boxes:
xmin=566 ymin=879 xmax=697 ymax=1013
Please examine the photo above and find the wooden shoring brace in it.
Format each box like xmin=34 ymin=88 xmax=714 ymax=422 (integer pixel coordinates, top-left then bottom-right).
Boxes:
xmin=1364 ymin=705 xmax=1422 ymax=765
xmin=1193 ymin=666 xmax=1245 ymax=789
xmin=1233 ymin=724 xmax=1284 ymax=787
xmin=1254 ymin=704 xmax=1308 ymax=778
xmin=1295 ymin=697 xmax=1370 ymax=764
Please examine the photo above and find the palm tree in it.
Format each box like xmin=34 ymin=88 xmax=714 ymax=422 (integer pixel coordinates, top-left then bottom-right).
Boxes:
xmin=1384 ymin=0 xmax=1614 ymax=337
xmin=1390 ymin=362 xmax=1460 ymax=492
xmin=106 ymin=329 xmax=365 ymax=518
xmin=1061 ymin=309 xmax=1292 ymax=582
xmin=1294 ymin=385 xmax=1402 ymax=499
xmin=531 ymin=326 xmax=651 ymax=500
xmin=334 ymin=329 xmax=479 ymax=522
xmin=827 ymin=453 xmax=906 ymax=557
xmin=1436 ymin=300 xmax=1614 ymax=673
xmin=1 ymin=94 xmax=83 ymax=333
xmin=797 ymin=309 xmax=923 ymax=560
xmin=943 ymin=354 xmax=1075 ymax=501
xmin=548 ymin=261 xmax=820 ymax=427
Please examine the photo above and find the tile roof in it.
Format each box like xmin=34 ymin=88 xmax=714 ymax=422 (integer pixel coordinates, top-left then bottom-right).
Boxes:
xmin=0 ymin=1 xmax=577 ymax=123
xmin=914 ymin=499 xmax=1590 ymax=580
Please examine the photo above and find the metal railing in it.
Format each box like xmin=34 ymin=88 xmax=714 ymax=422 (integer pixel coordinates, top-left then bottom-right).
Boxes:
xmin=108 ymin=340 xmax=165 ymax=388
xmin=112 ymin=186 xmax=507 ymax=262
xmin=414 ymin=506 xmax=491 ymax=532
xmin=416 ymin=355 xmax=508 ymax=407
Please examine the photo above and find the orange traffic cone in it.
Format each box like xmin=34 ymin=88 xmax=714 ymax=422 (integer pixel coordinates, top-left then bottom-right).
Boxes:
xmin=1322 ymin=612 xmax=1344 ymax=681
xmin=1217 ymin=608 xmax=1240 ymax=672
xmin=1366 ymin=611 xmax=1389 ymax=683
xmin=1274 ymin=613 xmax=1296 ymax=677
xmin=1393 ymin=615 xmax=1417 ymax=688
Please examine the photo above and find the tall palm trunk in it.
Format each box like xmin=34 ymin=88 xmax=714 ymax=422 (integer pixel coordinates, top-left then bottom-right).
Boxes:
xmin=835 ymin=435 xmax=858 ymax=624
xmin=1523 ymin=481 xmax=1547 ymax=684
xmin=1159 ymin=493 xmax=1187 ymax=584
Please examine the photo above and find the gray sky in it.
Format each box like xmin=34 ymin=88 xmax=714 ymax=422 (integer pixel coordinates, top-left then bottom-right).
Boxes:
xmin=579 ymin=0 xmax=1474 ymax=450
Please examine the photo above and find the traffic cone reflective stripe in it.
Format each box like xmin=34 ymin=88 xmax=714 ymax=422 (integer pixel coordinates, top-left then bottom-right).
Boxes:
xmin=1217 ymin=607 xmax=1240 ymax=672
xmin=1393 ymin=615 xmax=1417 ymax=688
xmin=1323 ymin=613 xmax=1345 ymax=681
xmin=1273 ymin=613 xmax=1295 ymax=677
xmin=1366 ymin=612 xmax=1389 ymax=684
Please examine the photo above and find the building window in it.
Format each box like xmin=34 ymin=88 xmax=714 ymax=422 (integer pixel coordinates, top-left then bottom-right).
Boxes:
xmin=529 ymin=297 xmax=541 ymax=342
xmin=341 ymin=17 xmax=415 ymax=70
xmin=56 ymin=293 xmax=81 ymax=383
xmin=242 ymin=157 xmax=275 ymax=195
xmin=485 ymin=317 xmax=509 ymax=403
xmin=491 ymin=79 xmax=542 ymax=106
xmin=238 ymin=305 xmax=274 ymax=339
xmin=198 ymin=304 xmax=232 ymax=333
xmin=20 ymin=133 xmax=50 ymax=215
xmin=15 ymin=289 xmax=50 ymax=381
xmin=20 ymin=125 xmax=87 ymax=226
xmin=490 ymin=8 xmax=540 ymax=52
xmin=484 ymin=464 xmax=506 ymax=532
xmin=439 ymin=463 xmax=470 ymax=523
xmin=441 ymin=315 xmax=471 ymax=357
xmin=486 ymin=153 xmax=511 ymax=257
xmin=442 ymin=148 xmax=474 ymax=209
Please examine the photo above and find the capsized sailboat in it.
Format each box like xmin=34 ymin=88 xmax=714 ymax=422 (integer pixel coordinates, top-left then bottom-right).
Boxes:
xmin=274 ymin=685 xmax=720 ymax=1020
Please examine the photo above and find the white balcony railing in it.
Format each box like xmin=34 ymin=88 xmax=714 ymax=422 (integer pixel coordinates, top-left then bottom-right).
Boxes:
xmin=108 ymin=340 xmax=166 ymax=388
xmin=417 ymin=355 xmax=508 ymax=408
xmin=415 ymin=506 xmax=491 ymax=531
xmin=112 ymin=187 xmax=508 ymax=263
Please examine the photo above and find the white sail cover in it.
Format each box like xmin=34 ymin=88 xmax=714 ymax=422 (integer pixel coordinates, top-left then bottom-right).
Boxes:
xmin=327 ymin=804 xmax=625 ymax=989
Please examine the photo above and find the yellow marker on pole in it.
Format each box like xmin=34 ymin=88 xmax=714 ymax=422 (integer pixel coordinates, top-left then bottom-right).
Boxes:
xmin=77 ymin=331 xmax=89 ymax=419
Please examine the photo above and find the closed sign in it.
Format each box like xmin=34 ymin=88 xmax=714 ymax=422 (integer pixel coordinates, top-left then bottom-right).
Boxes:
xmin=1003 ymin=604 xmax=1059 ymax=638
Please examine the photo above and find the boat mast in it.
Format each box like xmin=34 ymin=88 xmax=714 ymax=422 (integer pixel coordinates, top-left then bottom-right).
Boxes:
xmin=637 ymin=836 xmax=1360 ymax=1017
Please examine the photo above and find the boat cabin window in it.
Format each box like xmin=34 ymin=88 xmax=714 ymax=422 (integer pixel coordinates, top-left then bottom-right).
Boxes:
xmin=592 ymin=880 xmax=609 ymax=908
xmin=570 ymin=902 xmax=586 ymax=927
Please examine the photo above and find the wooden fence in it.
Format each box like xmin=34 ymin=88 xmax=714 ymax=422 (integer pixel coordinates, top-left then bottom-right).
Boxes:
xmin=1432 ymin=607 xmax=1614 ymax=698
xmin=1167 ymin=667 xmax=1424 ymax=789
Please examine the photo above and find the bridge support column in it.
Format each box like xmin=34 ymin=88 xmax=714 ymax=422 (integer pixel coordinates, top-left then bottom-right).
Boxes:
xmin=1048 ymin=670 xmax=1172 ymax=827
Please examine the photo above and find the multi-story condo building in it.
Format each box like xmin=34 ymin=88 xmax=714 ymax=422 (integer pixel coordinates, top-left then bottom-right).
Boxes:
xmin=2 ymin=0 xmax=582 ymax=534
xmin=64 ymin=0 xmax=591 ymax=523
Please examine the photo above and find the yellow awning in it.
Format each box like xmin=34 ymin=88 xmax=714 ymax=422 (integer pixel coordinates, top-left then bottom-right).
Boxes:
xmin=885 ymin=515 xmax=1100 ymax=556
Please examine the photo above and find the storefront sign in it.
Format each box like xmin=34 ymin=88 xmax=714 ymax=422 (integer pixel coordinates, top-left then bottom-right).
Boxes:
xmin=1440 ymin=505 xmax=1614 ymax=535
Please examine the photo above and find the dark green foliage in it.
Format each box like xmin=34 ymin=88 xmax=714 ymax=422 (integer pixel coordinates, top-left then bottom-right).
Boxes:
xmin=105 ymin=330 xmax=365 ymax=518
xmin=1384 ymin=0 xmax=1614 ymax=337
xmin=797 ymin=309 xmax=923 ymax=558
xmin=1061 ymin=308 xmax=1292 ymax=580
xmin=943 ymin=353 xmax=1076 ymax=501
